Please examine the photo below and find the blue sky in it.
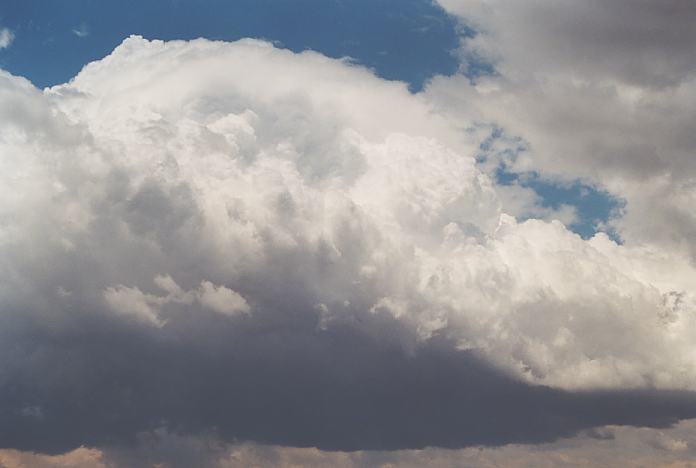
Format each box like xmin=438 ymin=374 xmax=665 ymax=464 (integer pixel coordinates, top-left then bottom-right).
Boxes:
xmin=0 ymin=0 xmax=618 ymax=239
xmin=0 ymin=0 xmax=460 ymax=90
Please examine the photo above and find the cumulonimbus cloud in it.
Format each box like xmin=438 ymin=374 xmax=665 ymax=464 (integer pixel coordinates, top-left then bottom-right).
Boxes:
xmin=1 ymin=35 xmax=696 ymax=454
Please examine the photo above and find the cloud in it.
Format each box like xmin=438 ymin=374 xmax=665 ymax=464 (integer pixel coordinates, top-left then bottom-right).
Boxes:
xmin=0 ymin=447 xmax=106 ymax=468
xmin=7 ymin=419 xmax=696 ymax=468
xmin=133 ymin=419 xmax=696 ymax=468
xmin=72 ymin=24 xmax=89 ymax=38
xmin=197 ymin=281 xmax=250 ymax=316
xmin=431 ymin=0 xmax=696 ymax=259
xmin=438 ymin=0 xmax=696 ymax=88
xmin=104 ymin=284 xmax=166 ymax=326
xmin=1 ymin=35 xmax=696 ymax=455
xmin=0 ymin=28 xmax=14 ymax=49
xmin=103 ymin=276 xmax=249 ymax=326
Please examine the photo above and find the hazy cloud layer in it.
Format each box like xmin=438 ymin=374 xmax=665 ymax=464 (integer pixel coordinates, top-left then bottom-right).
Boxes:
xmin=433 ymin=0 xmax=696 ymax=258
xmin=1 ymin=34 xmax=696 ymax=455
xmin=105 ymin=419 xmax=696 ymax=467
xmin=6 ymin=420 xmax=696 ymax=468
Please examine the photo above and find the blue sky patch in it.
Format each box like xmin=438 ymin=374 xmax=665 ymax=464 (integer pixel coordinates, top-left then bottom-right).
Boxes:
xmin=495 ymin=165 xmax=625 ymax=241
xmin=478 ymin=128 xmax=623 ymax=240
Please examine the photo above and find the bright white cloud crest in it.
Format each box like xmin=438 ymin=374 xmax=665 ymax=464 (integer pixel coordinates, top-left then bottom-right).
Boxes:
xmin=1 ymin=36 xmax=695 ymax=393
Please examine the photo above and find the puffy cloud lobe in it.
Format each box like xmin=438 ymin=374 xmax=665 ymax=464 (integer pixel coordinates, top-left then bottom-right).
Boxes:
xmin=104 ymin=284 xmax=164 ymax=326
xmin=104 ymin=277 xmax=249 ymax=326
xmin=196 ymin=281 xmax=250 ymax=316
xmin=2 ymin=36 xmax=696 ymax=453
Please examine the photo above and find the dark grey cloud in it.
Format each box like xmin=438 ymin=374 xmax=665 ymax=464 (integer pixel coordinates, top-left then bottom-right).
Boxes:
xmin=3 ymin=305 xmax=696 ymax=455
xmin=441 ymin=0 xmax=696 ymax=89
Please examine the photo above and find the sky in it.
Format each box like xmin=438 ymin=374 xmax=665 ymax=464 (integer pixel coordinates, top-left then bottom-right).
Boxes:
xmin=1 ymin=1 xmax=696 ymax=467
xmin=0 ymin=0 xmax=462 ymax=90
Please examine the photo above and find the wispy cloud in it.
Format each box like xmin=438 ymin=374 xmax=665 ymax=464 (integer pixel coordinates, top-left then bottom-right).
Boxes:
xmin=0 ymin=28 xmax=14 ymax=49
xmin=72 ymin=23 xmax=89 ymax=38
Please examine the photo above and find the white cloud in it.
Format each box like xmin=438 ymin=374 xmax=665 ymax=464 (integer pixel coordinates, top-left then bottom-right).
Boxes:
xmin=103 ymin=275 xmax=250 ymax=324
xmin=104 ymin=284 xmax=166 ymax=327
xmin=197 ymin=281 xmax=250 ymax=316
xmin=0 ymin=28 xmax=14 ymax=49
xmin=1 ymin=35 xmax=695 ymax=395
xmin=72 ymin=24 xmax=89 ymax=38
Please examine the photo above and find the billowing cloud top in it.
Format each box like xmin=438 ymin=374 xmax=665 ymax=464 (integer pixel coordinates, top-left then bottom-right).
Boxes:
xmin=1 ymin=34 xmax=696 ymax=454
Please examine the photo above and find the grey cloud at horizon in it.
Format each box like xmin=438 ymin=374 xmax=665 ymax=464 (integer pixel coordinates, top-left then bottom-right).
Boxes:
xmin=10 ymin=419 xmax=696 ymax=468
xmin=1 ymin=35 xmax=696 ymax=456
